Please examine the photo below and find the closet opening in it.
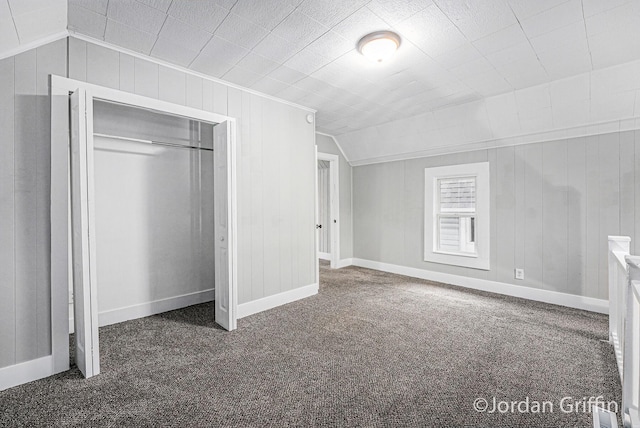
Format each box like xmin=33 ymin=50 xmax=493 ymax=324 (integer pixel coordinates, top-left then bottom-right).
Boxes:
xmin=50 ymin=76 xmax=237 ymax=380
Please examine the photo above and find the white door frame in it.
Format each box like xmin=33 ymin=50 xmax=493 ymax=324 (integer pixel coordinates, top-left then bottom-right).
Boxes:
xmin=69 ymin=88 xmax=100 ymax=377
xmin=50 ymin=75 xmax=238 ymax=377
xmin=316 ymin=152 xmax=340 ymax=269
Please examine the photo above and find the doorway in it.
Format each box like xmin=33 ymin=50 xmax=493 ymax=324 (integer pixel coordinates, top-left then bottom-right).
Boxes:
xmin=51 ymin=76 xmax=238 ymax=379
xmin=316 ymin=153 xmax=339 ymax=269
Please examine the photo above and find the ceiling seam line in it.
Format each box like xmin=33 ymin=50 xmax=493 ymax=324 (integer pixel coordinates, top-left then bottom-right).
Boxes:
xmin=399 ymin=2 xmax=473 ymax=96
xmin=6 ymin=0 xmax=20 ymax=43
xmin=148 ymin=13 xmax=170 ymax=54
xmin=580 ymin=0 xmax=594 ymax=71
xmin=186 ymin=5 xmax=235 ymax=69
xmin=103 ymin=0 xmax=110 ymax=39
xmin=506 ymin=3 xmax=550 ymax=79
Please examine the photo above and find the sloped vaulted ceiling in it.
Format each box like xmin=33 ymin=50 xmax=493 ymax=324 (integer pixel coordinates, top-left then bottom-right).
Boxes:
xmin=4 ymin=0 xmax=640 ymax=163
xmin=1 ymin=0 xmax=67 ymax=52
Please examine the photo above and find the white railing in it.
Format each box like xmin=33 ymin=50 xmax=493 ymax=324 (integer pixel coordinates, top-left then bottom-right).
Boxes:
xmin=609 ymin=236 xmax=631 ymax=378
xmin=605 ymin=236 xmax=640 ymax=428
xmin=623 ymin=257 xmax=640 ymax=428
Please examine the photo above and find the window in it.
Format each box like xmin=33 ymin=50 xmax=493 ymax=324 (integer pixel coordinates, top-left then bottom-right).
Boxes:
xmin=437 ymin=176 xmax=477 ymax=255
xmin=424 ymin=162 xmax=490 ymax=270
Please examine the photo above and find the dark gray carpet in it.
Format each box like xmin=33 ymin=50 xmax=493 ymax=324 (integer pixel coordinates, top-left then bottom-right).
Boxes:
xmin=0 ymin=262 xmax=621 ymax=427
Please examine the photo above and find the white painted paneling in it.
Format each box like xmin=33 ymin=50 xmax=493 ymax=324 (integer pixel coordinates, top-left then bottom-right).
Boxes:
xmin=83 ymin=41 xmax=314 ymax=308
xmin=54 ymin=40 xmax=316 ymax=314
xmin=513 ymin=145 xmax=526 ymax=284
xmin=487 ymin=148 xmax=498 ymax=282
xmin=353 ymin=163 xmax=383 ymax=262
xmin=68 ymin=37 xmax=87 ymax=81
xmin=185 ymin=74 xmax=203 ymax=110
xmin=261 ymin=99 xmax=281 ymax=297
xmin=0 ymin=39 xmax=67 ymax=369
xmin=212 ymin=82 xmax=228 ymax=115
xmin=118 ymin=53 xmax=135 ymax=93
xmin=0 ymin=37 xmax=315 ymax=379
xmin=353 ymin=132 xmax=635 ymax=300
xmin=495 ymin=147 xmax=515 ymax=283
xmin=158 ymin=65 xmax=186 ymax=105
xmin=0 ymin=56 xmax=15 ymax=368
xmin=363 ymin=151 xmax=493 ymax=281
xmin=248 ymin=95 xmax=265 ymax=301
xmin=598 ymin=133 xmax=620 ymax=299
xmin=14 ymin=48 xmax=38 ymax=364
xmin=237 ymin=91 xmax=252 ymax=305
xmin=134 ymin=56 xmax=159 ymax=98
xmin=620 ymin=132 xmax=635 ymax=255
xmin=584 ymin=136 xmax=600 ymax=298
xmin=227 ymin=87 xmax=249 ymax=304
xmin=291 ymin=101 xmax=309 ymax=289
xmin=278 ymin=102 xmax=294 ymax=293
xmin=542 ymin=140 xmax=568 ymax=293
xmin=566 ymin=137 xmax=587 ymax=296
xmin=86 ymin=43 xmax=119 ymax=89
xmin=202 ymin=79 xmax=214 ymax=113
xmin=35 ymin=40 xmax=66 ymax=357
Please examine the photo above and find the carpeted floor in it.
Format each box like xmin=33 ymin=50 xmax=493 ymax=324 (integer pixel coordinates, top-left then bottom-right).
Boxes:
xmin=0 ymin=262 xmax=621 ymax=427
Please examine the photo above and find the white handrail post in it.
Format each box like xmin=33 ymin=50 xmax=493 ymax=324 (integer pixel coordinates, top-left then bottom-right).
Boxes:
xmin=623 ymin=256 xmax=640 ymax=428
xmin=610 ymin=236 xmax=631 ymax=341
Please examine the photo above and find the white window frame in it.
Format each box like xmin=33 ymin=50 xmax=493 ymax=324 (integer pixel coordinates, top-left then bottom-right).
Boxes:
xmin=424 ymin=162 xmax=490 ymax=270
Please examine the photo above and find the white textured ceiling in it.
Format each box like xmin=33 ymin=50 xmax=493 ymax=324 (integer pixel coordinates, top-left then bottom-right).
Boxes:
xmin=1 ymin=0 xmax=67 ymax=51
xmin=29 ymin=0 xmax=640 ymax=137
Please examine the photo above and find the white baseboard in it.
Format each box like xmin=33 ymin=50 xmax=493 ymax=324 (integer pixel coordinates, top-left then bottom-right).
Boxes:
xmin=237 ymin=283 xmax=318 ymax=319
xmin=69 ymin=289 xmax=214 ymax=333
xmin=0 ymin=356 xmax=56 ymax=391
xmin=318 ymin=252 xmax=331 ymax=261
xmin=337 ymin=258 xmax=353 ymax=268
xmin=352 ymin=258 xmax=608 ymax=314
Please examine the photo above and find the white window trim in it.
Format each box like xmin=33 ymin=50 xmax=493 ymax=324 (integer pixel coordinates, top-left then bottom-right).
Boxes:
xmin=424 ymin=162 xmax=490 ymax=270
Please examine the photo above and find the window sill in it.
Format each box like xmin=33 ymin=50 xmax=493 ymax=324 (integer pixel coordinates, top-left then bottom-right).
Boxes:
xmin=424 ymin=251 xmax=490 ymax=271
xmin=433 ymin=250 xmax=478 ymax=259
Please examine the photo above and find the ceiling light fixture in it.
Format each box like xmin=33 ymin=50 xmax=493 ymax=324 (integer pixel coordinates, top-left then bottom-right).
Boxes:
xmin=357 ymin=31 xmax=402 ymax=63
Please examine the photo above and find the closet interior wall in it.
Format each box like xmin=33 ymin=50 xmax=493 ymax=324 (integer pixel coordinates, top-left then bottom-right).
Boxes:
xmin=82 ymin=100 xmax=215 ymax=319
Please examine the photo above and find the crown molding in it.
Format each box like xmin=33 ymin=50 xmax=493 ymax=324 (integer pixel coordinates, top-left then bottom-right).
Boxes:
xmin=68 ymin=31 xmax=317 ymax=114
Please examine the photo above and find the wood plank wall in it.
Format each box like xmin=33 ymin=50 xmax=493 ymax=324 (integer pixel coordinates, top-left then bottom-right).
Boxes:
xmin=68 ymin=37 xmax=316 ymax=308
xmin=0 ymin=37 xmax=316 ymax=369
xmin=0 ymin=39 xmax=67 ymax=369
xmin=353 ymin=132 xmax=639 ymax=300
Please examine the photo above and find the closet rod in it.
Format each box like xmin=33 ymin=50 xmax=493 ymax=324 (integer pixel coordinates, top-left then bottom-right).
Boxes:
xmin=93 ymin=133 xmax=214 ymax=152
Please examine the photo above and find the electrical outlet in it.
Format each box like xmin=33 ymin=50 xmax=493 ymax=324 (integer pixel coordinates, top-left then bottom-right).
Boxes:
xmin=515 ymin=268 xmax=524 ymax=280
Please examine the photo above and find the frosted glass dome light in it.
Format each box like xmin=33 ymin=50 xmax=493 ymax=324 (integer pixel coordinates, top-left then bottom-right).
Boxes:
xmin=357 ymin=31 xmax=401 ymax=63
